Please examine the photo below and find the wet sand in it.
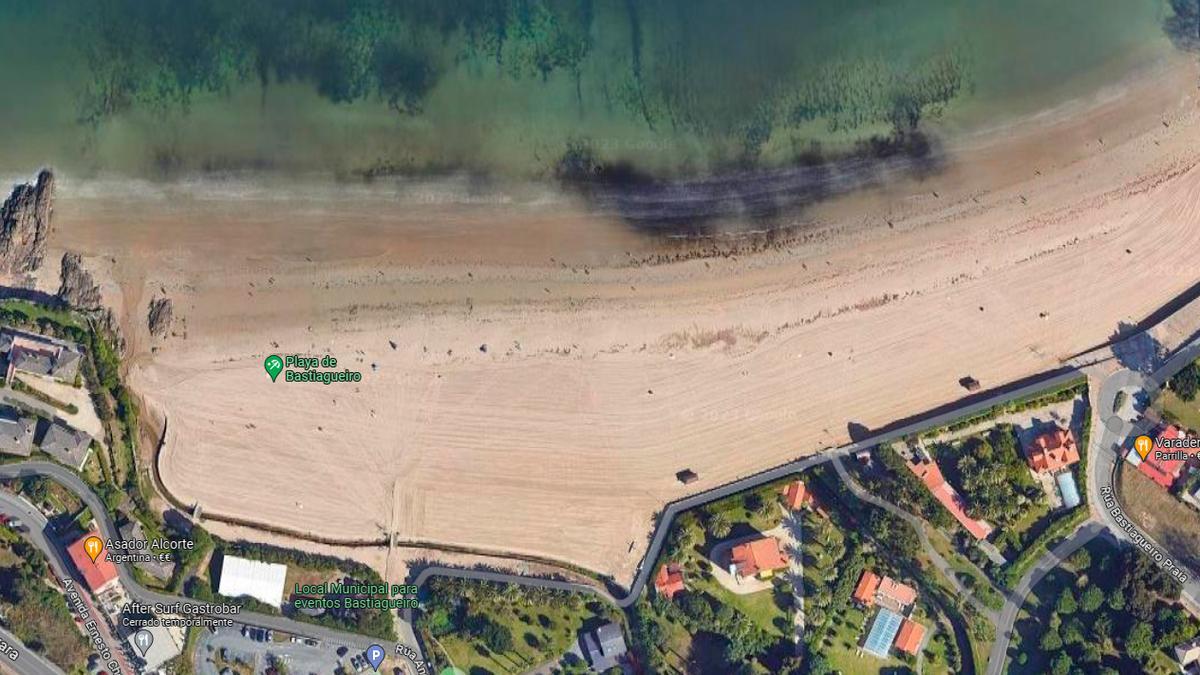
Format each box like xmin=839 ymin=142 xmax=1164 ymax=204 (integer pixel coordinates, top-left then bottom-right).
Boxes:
xmin=29 ymin=54 xmax=1200 ymax=584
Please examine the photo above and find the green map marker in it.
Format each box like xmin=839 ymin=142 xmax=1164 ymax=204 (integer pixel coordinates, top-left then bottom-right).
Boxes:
xmin=264 ymin=354 xmax=284 ymax=382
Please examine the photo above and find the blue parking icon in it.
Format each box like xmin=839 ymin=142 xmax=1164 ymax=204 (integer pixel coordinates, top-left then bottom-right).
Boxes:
xmin=366 ymin=644 xmax=385 ymax=671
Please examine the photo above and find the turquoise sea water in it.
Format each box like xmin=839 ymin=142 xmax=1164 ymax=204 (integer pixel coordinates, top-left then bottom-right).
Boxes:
xmin=0 ymin=0 xmax=1180 ymax=181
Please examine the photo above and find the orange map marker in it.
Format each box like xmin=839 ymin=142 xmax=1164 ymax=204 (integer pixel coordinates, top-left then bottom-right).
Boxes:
xmin=84 ymin=535 xmax=104 ymax=563
xmin=1134 ymin=435 xmax=1154 ymax=460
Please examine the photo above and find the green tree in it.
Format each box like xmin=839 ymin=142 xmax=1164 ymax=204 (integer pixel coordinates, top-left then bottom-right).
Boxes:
xmin=805 ymin=653 xmax=833 ymax=675
xmin=1092 ymin=613 xmax=1114 ymax=644
xmin=1171 ymin=362 xmax=1200 ymax=401
xmin=1050 ymin=652 xmax=1072 ymax=675
xmin=1067 ymin=547 xmax=1092 ymax=571
xmin=1056 ymin=588 xmax=1077 ymax=615
xmin=1126 ymin=621 xmax=1155 ymax=661
xmin=707 ymin=511 xmax=732 ymax=539
xmin=1062 ymin=618 xmax=1085 ymax=646
xmin=1079 ymin=586 xmax=1104 ymax=613
xmin=1040 ymin=628 xmax=1063 ymax=652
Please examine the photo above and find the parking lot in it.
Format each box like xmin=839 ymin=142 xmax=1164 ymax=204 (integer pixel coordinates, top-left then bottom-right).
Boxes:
xmin=193 ymin=623 xmax=372 ymax=675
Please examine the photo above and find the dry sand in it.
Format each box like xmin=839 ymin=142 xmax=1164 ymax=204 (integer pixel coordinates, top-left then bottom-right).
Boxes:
xmin=31 ymin=54 xmax=1200 ymax=586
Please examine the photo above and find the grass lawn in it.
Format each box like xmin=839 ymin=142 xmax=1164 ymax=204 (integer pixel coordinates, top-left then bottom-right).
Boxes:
xmin=0 ymin=300 xmax=83 ymax=330
xmin=1157 ymin=389 xmax=1200 ymax=432
xmin=820 ymin=605 xmax=908 ymax=675
xmin=1119 ymin=465 xmax=1200 ymax=569
xmin=692 ymin=572 xmax=791 ymax=638
xmin=924 ymin=526 xmax=1004 ymax=611
xmin=284 ymin=563 xmax=339 ymax=597
xmin=437 ymin=600 xmax=595 ymax=675
xmin=1000 ymin=500 xmax=1052 ymax=554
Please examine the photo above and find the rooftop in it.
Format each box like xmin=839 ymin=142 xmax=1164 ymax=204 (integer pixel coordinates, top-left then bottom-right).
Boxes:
xmin=782 ymin=480 xmax=814 ymax=510
xmin=581 ymin=622 xmax=627 ymax=671
xmin=0 ymin=409 xmax=35 ymax=457
xmin=731 ymin=536 xmax=788 ymax=577
xmin=863 ymin=608 xmax=903 ymax=658
xmin=1026 ymin=428 xmax=1080 ymax=473
xmin=67 ymin=532 xmax=119 ymax=593
xmin=877 ymin=576 xmax=918 ymax=609
xmin=654 ymin=562 xmax=685 ymax=599
xmin=216 ymin=555 xmax=288 ymax=608
xmin=853 ymin=570 xmax=881 ymax=606
xmin=1138 ymin=425 xmax=1186 ymax=490
xmin=894 ymin=618 xmax=926 ymax=655
xmin=907 ymin=457 xmax=993 ymax=540
xmin=40 ymin=421 xmax=93 ymax=470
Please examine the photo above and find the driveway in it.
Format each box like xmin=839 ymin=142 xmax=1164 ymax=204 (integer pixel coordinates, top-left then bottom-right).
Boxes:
xmin=777 ymin=505 xmax=805 ymax=652
xmin=708 ymin=526 xmax=787 ymax=595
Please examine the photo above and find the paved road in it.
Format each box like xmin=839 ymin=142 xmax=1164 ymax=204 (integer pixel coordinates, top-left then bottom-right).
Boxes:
xmin=412 ymin=370 xmax=1086 ymax=609
xmin=832 ymin=456 xmax=1000 ymax=624
xmin=0 ymin=624 xmax=63 ymax=675
xmin=984 ymin=331 xmax=1200 ymax=675
xmin=0 ymin=490 xmax=99 ymax=675
xmin=0 ymin=463 xmax=421 ymax=658
xmin=0 ymin=368 xmax=1090 ymax=672
xmin=1088 ymin=334 xmax=1200 ymax=604
xmin=983 ymin=521 xmax=1105 ymax=675
xmin=777 ymin=505 xmax=805 ymax=652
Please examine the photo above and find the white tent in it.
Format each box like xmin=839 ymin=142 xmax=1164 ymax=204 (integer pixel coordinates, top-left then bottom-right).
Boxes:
xmin=216 ymin=555 xmax=288 ymax=607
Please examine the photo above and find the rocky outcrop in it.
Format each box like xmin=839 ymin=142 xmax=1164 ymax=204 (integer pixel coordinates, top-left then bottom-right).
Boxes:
xmin=56 ymin=252 xmax=102 ymax=310
xmin=0 ymin=170 xmax=54 ymax=276
xmin=147 ymin=296 xmax=173 ymax=338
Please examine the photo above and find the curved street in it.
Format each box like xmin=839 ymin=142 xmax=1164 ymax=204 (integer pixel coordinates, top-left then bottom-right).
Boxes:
xmin=0 ymin=461 xmax=420 ymax=675
xmin=8 ymin=336 xmax=1200 ymax=675
xmin=987 ymin=329 xmax=1200 ymax=674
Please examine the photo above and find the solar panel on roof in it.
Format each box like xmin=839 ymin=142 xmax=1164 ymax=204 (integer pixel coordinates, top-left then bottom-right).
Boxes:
xmin=863 ymin=608 xmax=903 ymax=658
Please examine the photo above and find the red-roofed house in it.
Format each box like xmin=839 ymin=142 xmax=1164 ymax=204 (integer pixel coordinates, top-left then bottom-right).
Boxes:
xmin=907 ymin=457 xmax=994 ymax=540
xmin=853 ymin=570 xmax=881 ymax=607
xmin=782 ymin=480 xmax=814 ymax=511
xmin=731 ymin=536 xmax=789 ymax=579
xmin=1025 ymin=428 xmax=1080 ymax=473
xmin=878 ymin=576 xmax=918 ymax=611
xmin=67 ymin=532 xmax=119 ymax=594
xmin=894 ymin=619 xmax=927 ymax=656
xmin=1139 ymin=425 xmax=1186 ymax=490
xmin=654 ymin=563 xmax=686 ymax=600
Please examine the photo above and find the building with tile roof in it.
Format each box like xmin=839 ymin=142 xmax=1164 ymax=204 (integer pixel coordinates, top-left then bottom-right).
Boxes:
xmin=118 ymin=518 xmax=177 ymax=581
xmin=0 ymin=408 xmax=35 ymax=457
xmin=1025 ymin=427 xmax=1080 ymax=473
xmin=877 ymin=577 xmax=918 ymax=611
xmin=782 ymin=480 xmax=814 ymax=511
xmin=580 ymin=622 xmax=627 ymax=672
xmin=40 ymin=421 xmax=92 ymax=470
xmin=853 ymin=570 xmax=881 ymax=606
xmin=907 ymin=455 xmax=993 ymax=540
xmin=653 ymin=562 xmax=685 ymax=600
xmin=67 ymin=531 xmax=120 ymax=594
xmin=0 ymin=329 xmax=82 ymax=382
xmin=894 ymin=618 xmax=927 ymax=656
xmin=1137 ymin=425 xmax=1187 ymax=490
xmin=731 ymin=536 xmax=788 ymax=579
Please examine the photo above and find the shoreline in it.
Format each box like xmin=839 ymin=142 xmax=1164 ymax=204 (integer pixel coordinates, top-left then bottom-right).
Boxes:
xmin=33 ymin=52 xmax=1200 ymax=584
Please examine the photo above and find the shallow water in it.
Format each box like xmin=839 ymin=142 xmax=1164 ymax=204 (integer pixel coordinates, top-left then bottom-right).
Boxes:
xmin=0 ymin=0 xmax=1179 ymax=183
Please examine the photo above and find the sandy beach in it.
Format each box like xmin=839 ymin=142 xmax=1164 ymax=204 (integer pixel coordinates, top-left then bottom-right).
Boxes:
xmin=32 ymin=53 xmax=1200 ymax=585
